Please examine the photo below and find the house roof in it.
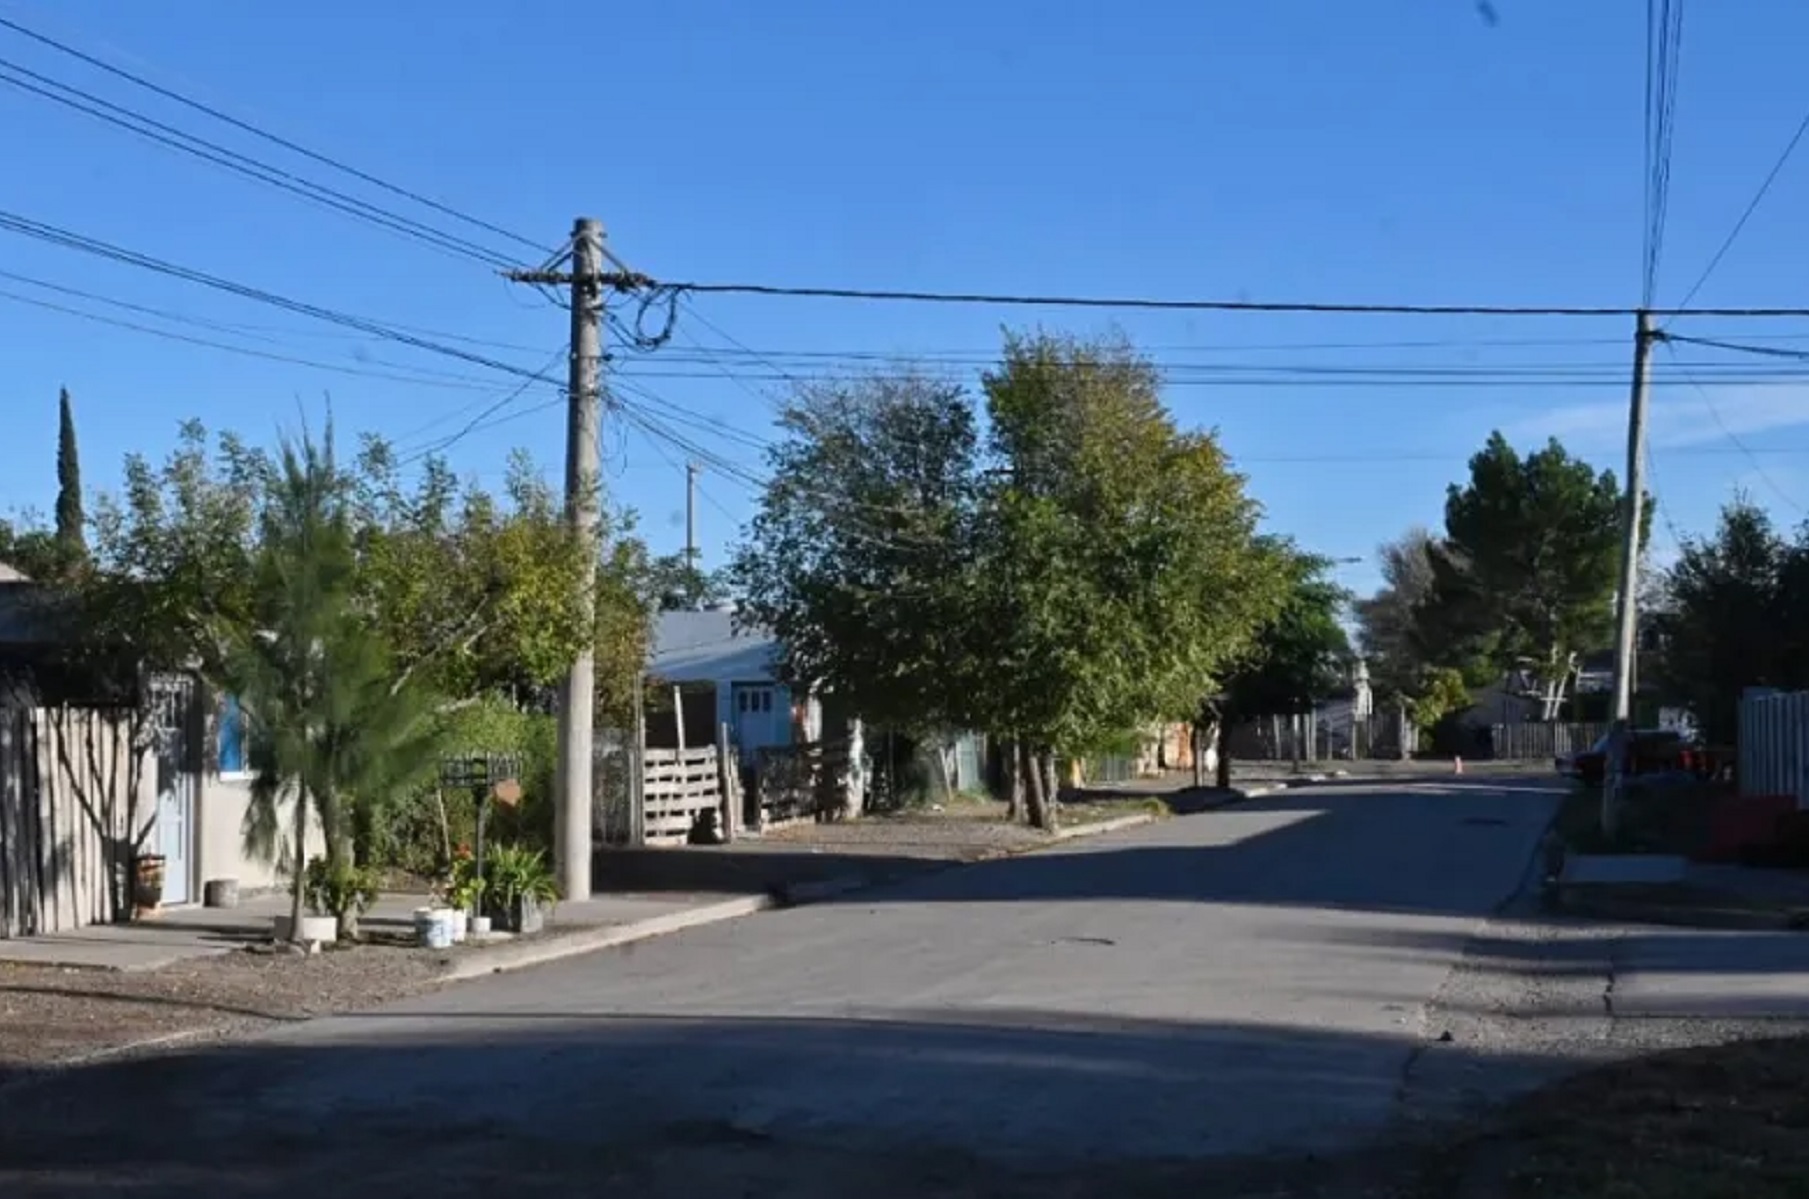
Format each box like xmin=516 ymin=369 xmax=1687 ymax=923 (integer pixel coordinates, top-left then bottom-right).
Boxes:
xmin=0 ymin=561 xmax=27 ymax=583
xmin=0 ymin=581 xmax=70 ymax=645
xmin=649 ymin=608 xmax=780 ymax=684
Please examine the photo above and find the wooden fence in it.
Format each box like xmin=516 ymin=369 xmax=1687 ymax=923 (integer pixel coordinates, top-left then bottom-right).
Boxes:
xmin=1 ymin=706 xmax=146 ymax=938
xmin=755 ymin=737 xmax=859 ymax=829
xmin=641 ymin=744 xmax=729 ymax=842
xmin=1487 ymin=722 xmax=1607 ymax=761
xmin=1739 ymin=689 xmax=1809 ymax=808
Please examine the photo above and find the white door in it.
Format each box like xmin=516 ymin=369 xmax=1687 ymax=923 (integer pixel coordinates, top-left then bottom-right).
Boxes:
xmin=733 ymin=685 xmax=779 ymax=765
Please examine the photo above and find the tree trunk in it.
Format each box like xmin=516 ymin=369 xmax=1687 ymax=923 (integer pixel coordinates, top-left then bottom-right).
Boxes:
xmin=287 ymin=784 xmax=308 ymax=944
xmin=1023 ymin=743 xmax=1053 ymax=831
xmin=1191 ymin=724 xmax=1205 ymax=789
xmin=1003 ymin=739 xmax=1023 ymax=822
xmin=1039 ymin=751 xmax=1061 ymax=827
xmin=1215 ymin=720 xmax=1231 ymax=790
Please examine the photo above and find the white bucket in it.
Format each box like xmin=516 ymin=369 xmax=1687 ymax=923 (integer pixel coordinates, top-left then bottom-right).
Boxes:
xmin=415 ymin=906 xmax=455 ymax=950
xmin=449 ymin=908 xmax=469 ymax=944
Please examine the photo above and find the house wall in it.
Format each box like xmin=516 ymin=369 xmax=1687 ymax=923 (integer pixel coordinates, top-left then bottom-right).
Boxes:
xmin=196 ymin=773 xmax=325 ymax=896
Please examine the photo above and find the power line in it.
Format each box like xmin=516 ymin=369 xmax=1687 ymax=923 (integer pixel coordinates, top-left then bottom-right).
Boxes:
xmin=0 ymin=57 xmax=520 ymax=268
xmin=0 ymin=207 xmax=551 ymax=380
xmin=1672 ymin=103 xmax=1809 ymax=312
xmin=668 ymin=280 xmax=1809 ymax=319
xmin=0 ymin=14 xmax=549 ymax=259
xmin=0 ymin=283 xmax=530 ymax=393
xmin=1662 ymin=343 xmax=1802 ymax=513
xmin=1641 ymin=0 xmax=1685 ymax=306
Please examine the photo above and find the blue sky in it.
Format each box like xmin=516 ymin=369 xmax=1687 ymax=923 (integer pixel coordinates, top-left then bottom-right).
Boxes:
xmin=4 ymin=0 xmax=1809 ymax=597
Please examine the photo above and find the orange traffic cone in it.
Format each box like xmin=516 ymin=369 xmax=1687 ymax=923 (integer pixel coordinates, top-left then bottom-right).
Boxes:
xmin=1453 ymin=756 xmax=1464 ymax=775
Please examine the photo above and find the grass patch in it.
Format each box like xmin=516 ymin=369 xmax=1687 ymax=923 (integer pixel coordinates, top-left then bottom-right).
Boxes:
xmin=1431 ymin=1035 xmax=1809 ymax=1198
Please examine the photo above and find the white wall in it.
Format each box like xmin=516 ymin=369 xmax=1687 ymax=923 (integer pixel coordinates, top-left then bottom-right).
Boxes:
xmin=196 ymin=774 xmax=324 ymax=895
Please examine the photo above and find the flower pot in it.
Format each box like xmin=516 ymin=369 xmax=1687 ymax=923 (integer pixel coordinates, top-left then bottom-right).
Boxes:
xmin=131 ymin=854 xmax=167 ymax=913
xmin=470 ymin=914 xmax=493 ymax=937
xmin=449 ymin=908 xmax=469 ymax=944
xmin=488 ymin=896 xmax=545 ymax=935
xmin=414 ymin=907 xmax=456 ymax=949
xmin=272 ymin=914 xmax=339 ymax=944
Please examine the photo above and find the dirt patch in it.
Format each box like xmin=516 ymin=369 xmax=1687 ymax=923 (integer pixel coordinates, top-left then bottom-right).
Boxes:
xmin=0 ymin=940 xmax=448 ymax=1081
xmin=762 ymin=792 xmax=1169 ymax=858
xmin=1424 ymin=1033 xmax=1809 ymax=1198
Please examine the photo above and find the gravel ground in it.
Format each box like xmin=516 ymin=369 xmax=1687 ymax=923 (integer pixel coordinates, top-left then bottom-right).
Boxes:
xmin=0 ymin=941 xmax=449 ymax=1083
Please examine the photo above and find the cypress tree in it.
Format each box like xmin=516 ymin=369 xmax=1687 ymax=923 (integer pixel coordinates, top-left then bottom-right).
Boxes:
xmin=55 ymin=388 xmax=86 ymax=561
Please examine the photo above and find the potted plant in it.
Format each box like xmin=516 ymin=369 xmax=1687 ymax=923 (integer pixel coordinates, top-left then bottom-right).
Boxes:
xmin=443 ymin=856 xmax=483 ymax=944
xmin=131 ymin=852 xmax=167 ymax=915
xmin=483 ymin=844 xmax=559 ymax=935
xmin=273 ymin=856 xmax=377 ymax=944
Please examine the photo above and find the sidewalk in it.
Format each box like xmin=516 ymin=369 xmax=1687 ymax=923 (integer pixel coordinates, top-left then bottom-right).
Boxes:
xmin=0 ymin=888 xmax=739 ymax=973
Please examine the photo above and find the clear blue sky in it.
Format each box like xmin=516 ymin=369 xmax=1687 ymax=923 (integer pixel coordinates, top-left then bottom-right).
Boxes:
xmin=4 ymin=0 xmax=1809 ymax=597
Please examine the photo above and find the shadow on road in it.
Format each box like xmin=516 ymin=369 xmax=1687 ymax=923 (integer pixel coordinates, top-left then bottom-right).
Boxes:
xmin=0 ymin=1005 xmax=1571 ymax=1199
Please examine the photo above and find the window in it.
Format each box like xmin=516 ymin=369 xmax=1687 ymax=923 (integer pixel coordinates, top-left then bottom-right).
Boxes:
xmin=218 ymin=693 xmax=248 ymax=776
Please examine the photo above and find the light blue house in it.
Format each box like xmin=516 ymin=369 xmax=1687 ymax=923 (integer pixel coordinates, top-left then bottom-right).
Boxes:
xmin=648 ymin=608 xmax=821 ymax=765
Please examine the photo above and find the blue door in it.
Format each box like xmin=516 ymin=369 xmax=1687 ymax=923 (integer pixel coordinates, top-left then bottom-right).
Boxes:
xmin=151 ymin=679 xmax=195 ymax=905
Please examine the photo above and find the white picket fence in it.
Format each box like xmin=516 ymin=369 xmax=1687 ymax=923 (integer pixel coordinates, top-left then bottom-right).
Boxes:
xmin=1738 ymin=688 xmax=1809 ymax=809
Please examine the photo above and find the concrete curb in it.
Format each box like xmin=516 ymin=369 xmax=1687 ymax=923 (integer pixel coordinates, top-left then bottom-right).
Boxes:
xmin=1051 ymin=812 xmax=1157 ymax=841
xmin=441 ymin=893 xmax=785 ymax=983
xmin=1551 ymin=887 xmax=1809 ymax=932
xmin=445 ymin=809 xmax=1180 ymax=982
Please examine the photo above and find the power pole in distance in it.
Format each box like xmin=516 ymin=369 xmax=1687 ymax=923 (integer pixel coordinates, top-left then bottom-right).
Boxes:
xmin=685 ymin=460 xmax=699 ymax=574
xmin=504 ymin=218 xmax=644 ymax=901
xmin=1603 ymin=309 xmax=1658 ymax=840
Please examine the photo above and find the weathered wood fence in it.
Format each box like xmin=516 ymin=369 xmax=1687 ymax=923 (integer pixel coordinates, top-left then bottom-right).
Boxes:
xmin=1739 ymin=688 xmax=1809 ymax=809
xmin=755 ymin=737 xmax=861 ymax=829
xmin=1 ymin=706 xmax=146 ymax=938
xmin=1487 ymin=722 xmax=1607 ymax=761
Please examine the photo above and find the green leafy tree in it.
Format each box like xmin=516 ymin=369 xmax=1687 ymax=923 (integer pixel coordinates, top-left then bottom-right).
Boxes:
xmin=733 ymin=371 xmax=984 ymax=737
xmin=233 ymin=428 xmax=444 ymax=941
xmin=55 ymin=388 xmax=86 ymax=566
xmin=1210 ymin=544 xmax=1352 ymax=784
xmin=1430 ymin=432 xmax=1646 ymax=716
xmin=649 ymin=554 xmax=728 ymax=612
xmin=1649 ymin=498 xmax=1809 ymax=745
xmin=0 ymin=513 xmax=61 ymax=582
xmin=349 ymin=438 xmax=650 ymax=720
xmin=973 ymin=333 xmax=1283 ymax=825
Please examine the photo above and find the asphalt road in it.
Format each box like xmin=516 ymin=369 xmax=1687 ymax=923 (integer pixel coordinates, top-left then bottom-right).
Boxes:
xmin=0 ymin=776 xmax=1567 ymax=1198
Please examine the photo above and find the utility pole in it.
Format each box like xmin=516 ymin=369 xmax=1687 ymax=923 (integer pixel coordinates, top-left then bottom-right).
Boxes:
xmin=1603 ymin=309 xmax=1657 ymax=839
xmin=685 ymin=461 xmax=699 ymax=574
xmin=504 ymin=218 xmax=640 ymax=901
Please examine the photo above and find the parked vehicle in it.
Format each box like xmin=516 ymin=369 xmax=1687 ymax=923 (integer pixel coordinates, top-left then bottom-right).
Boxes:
xmin=1555 ymin=728 xmax=1698 ymax=787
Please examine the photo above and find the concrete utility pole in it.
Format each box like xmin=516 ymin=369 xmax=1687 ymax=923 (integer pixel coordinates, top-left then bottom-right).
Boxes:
xmin=1603 ymin=309 xmax=1657 ymax=839
xmin=685 ymin=460 xmax=699 ymax=573
xmin=503 ymin=218 xmax=619 ymax=901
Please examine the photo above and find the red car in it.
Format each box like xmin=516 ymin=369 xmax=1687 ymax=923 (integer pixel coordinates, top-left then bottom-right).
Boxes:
xmin=1556 ymin=729 xmax=1696 ymax=787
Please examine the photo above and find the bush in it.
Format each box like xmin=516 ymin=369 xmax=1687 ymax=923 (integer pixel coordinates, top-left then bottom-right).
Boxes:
xmin=363 ymin=697 xmax=558 ymax=878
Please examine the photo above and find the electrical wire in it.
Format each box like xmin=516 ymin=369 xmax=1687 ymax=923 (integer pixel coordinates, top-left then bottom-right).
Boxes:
xmin=1661 ymin=343 xmax=1802 ymax=513
xmin=666 ymin=280 xmax=1809 ymax=319
xmin=0 ymin=207 xmax=552 ymax=380
xmin=0 ymin=14 xmax=550 ymax=259
xmin=0 ymin=57 xmax=521 ymax=268
xmin=1641 ymin=0 xmax=1685 ymax=306
xmin=1672 ymin=110 xmax=1809 ymax=312
xmin=0 ymin=284 xmax=533 ymax=394
xmin=389 ymin=348 xmax=569 ymax=450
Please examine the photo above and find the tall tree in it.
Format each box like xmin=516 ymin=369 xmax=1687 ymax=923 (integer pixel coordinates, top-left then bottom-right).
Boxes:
xmin=349 ymin=438 xmax=652 ymax=721
xmin=233 ymin=427 xmax=443 ymax=940
xmin=55 ymin=388 xmax=86 ymax=565
xmin=1210 ymin=544 xmax=1352 ymax=784
xmin=1649 ymin=498 xmax=1809 ymax=745
xmin=733 ymin=371 xmax=983 ymax=736
xmin=973 ymin=332 xmax=1283 ymax=824
xmin=1431 ymin=432 xmax=1644 ymax=717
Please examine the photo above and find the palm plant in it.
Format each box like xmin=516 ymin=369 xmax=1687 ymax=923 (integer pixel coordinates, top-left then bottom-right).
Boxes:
xmin=233 ymin=426 xmax=445 ymax=941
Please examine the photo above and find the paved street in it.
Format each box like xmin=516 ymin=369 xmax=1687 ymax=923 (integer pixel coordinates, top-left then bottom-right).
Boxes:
xmin=1 ymin=778 xmax=1576 ymax=1196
